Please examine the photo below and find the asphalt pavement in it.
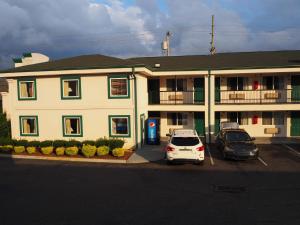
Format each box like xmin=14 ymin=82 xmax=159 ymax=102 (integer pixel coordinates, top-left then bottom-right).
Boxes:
xmin=0 ymin=144 xmax=299 ymax=225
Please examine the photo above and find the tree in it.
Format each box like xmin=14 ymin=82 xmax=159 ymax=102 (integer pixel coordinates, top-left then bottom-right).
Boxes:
xmin=0 ymin=112 xmax=11 ymax=138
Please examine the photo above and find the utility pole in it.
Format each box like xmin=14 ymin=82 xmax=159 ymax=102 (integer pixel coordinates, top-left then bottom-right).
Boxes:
xmin=161 ymin=31 xmax=171 ymax=56
xmin=210 ymin=15 xmax=216 ymax=55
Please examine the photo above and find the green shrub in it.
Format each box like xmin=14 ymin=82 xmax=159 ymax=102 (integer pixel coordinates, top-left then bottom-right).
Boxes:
xmin=53 ymin=140 xmax=67 ymax=148
xmin=81 ymin=144 xmax=96 ymax=158
xmin=112 ymin=148 xmax=125 ymax=157
xmin=0 ymin=137 xmax=13 ymax=146
xmin=0 ymin=113 xmax=11 ymax=138
xmin=41 ymin=146 xmax=54 ymax=155
xmin=96 ymin=146 xmax=109 ymax=156
xmin=26 ymin=147 xmax=37 ymax=154
xmin=13 ymin=139 xmax=28 ymax=147
xmin=108 ymin=139 xmax=125 ymax=151
xmin=65 ymin=146 xmax=79 ymax=156
xmin=55 ymin=147 xmax=65 ymax=156
xmin=95 ymin=138 xmax=109 ymax=147
xmin=14 ymin=146 xmax=26 ymax=154
xmin=27 ymin=141 xmax=40 ymax=148
xmin=0 ymin=145 xmax=13 ymax=152
xmin=82 ymin=140 xmax=96 ymax=146
xmin=40 ymin=141 xmax=53 ymax=148
xmin=65 ymin=140 xmax=81 ymax=148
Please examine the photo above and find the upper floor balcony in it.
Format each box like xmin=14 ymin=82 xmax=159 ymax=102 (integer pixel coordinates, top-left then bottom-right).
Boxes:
xmin=215 ymin=89 xmax=300 ymax=104
xmin=148 ymin=90 xmax=204 ymax=105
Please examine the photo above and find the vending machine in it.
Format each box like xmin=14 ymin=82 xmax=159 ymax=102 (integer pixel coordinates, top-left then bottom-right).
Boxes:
xmin=146 ymin=118 xmax=160 ymax=145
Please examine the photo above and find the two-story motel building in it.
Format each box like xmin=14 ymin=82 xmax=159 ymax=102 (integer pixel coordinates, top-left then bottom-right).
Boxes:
xmin=1 ymin=51 xmax=300 ymax=148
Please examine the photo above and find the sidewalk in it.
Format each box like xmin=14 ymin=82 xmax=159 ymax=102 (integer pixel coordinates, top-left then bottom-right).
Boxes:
xmin=254 ymin=137 xmax=300 ymax=144
xmin=127 ymin=143 xmax=166 ymax=164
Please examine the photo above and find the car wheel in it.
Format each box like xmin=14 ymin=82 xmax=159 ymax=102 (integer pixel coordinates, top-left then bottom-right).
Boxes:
xmin=222 ymin=151 xmax=228 ymax=160
xmin=167 ymin=160 xmax=173 ymax=165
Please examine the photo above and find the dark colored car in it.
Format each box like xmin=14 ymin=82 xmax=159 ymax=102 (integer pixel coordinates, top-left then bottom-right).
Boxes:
xmin=215 ymin=129 xmax=259 ymax=160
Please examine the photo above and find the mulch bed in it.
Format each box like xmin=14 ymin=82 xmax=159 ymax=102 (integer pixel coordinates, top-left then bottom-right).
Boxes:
xmin=0 ymin=150 xmax=133 ymax=160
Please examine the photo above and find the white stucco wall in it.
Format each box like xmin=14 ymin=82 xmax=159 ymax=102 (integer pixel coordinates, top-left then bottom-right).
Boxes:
xmin=8 ymin=74 xmax=136 ymax=148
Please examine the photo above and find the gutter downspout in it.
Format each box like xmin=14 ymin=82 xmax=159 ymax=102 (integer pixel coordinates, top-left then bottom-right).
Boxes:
xmin=132 ymin=67 xmax=138 ymax=149
xmin=208 ymin=69 xmax=211 ymax=144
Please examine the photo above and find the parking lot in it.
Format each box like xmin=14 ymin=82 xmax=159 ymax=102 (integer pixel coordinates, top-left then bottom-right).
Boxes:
xmin=0 ymin=143 xmax=299 ymax=225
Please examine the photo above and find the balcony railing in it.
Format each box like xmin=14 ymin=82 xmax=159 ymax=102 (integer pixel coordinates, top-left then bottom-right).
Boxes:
xmin=148 ymin=91 xmax=204 ymax=105
xmin=215 ymin=89 xmax=300 ymax=104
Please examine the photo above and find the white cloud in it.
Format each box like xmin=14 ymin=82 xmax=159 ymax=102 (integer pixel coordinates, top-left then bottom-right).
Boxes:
xmin=0 ymin=0 xmax=299 ymax=69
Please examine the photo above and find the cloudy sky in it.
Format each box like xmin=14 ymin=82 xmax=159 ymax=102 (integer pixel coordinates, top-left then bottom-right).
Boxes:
xmin=0 ymin=0 xmax=300 ymax=68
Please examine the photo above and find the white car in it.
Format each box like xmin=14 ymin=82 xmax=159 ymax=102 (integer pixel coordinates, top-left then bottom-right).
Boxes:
xmin=165 ymin=129 xmax=205 ymax=164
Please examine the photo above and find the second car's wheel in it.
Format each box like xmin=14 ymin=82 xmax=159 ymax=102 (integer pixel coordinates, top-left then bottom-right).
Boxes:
xmin=167 ymin=160 xmax=173 ymax=165
xmin=222 ymin=151 xmax=228 ymax=160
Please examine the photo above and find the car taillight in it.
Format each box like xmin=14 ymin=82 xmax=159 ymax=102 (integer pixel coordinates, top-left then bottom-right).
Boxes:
xmin=166 ymin=146 xmax=175 ymax=152
xmin=196 ymin=146 xmax=205 ymax=151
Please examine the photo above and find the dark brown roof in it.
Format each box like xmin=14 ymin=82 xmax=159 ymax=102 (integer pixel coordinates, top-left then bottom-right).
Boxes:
xmin=0 ymin=54 xmax=142 ymax=73
xmin=0 ymin=78 xmax=8 ymax=99
xmin=1 ymin=50 xmax=300 ymax=74
xmin=129 ymin=50 xmax=300 ymax=71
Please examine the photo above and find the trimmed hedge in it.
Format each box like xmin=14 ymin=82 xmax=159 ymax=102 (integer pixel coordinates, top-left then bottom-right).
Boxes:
xmin=95 ymin=138 xmax=125 ymax=151
xmin=0 ymin=138 xmax=126 ymax=157
xmin=40 ymin=141 xmax=53 ymax=148
xmin=65 ymin=146 xmax=79 ymax=156
xmin=82 ymin=144 xmax=96 ymax=158
xmin=53 ymin=140 xmax=67 ymax=148
xmin=112 ymin=148 xmax=125 ymax=157
xmin=26 ymin=147 xmax=37 ymax=154
xmin=55 ymin=147 xmax=65 ymax=156
xmin=97 ymin=146 xmax=109 ymax=156
xmin=41 ymin=146 xmax=54 ymax=155
xmin=14 ymin=146 xmax=26 ymax=154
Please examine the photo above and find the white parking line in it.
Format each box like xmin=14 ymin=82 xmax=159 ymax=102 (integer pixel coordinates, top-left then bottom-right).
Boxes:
xmin=206 ymin=145 xmax=215 ymax=166
xmin=282 ymin=144 xmax=300 ymax=156
xmin=258 ymin=157 xmax=268 ymax=166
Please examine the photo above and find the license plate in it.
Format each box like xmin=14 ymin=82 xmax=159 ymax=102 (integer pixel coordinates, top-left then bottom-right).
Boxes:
xmin=180 ymin=149 xmax=192 ymax=151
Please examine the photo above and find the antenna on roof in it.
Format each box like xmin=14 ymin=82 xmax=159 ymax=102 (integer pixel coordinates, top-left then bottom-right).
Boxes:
xmin=161 ymin=31 xmax=171 ymax=56
xmin=210 ymin=15 xmax=216 ymax=55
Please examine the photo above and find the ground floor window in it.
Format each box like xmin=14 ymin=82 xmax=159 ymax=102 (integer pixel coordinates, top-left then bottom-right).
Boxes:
xmin=227 ymin=112 xmax=248 ymax=125
xmin=167 ymin=113 xmax=188 ymax=125
xmin=19 ymin=116 xmax=38 ymax=136
xmin=62 ymin=116 xmax=83 ymax=137
xmin=109 ymin=115 xmax=131 ymax=137
xmin=262 ymin=112 xmax=284 ymax=125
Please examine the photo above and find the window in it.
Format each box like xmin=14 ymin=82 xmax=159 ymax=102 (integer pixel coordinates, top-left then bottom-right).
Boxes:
xmin=18 ymin=78 xmax=37 ymax=100
xmin=109 ymin=115 xmax=131 ymax=137
xmin=108 ymin=76 xmax=130 ymax=98
xmin=61 ymin=76 xmax=81 ymax=99
xmin=227 ymin=77 xmax=246 ymax=91
xmin=262 ymin=112 xmax=272 ymax=125
xmin=19 ymin=116 xmax=38 ymax=136
xmin=227 ymin=112 xmax=248 ymax=125
xmin=262 ymin=76 xmax=284 ymax=90
xmin=274 ymin=112 xmax=284 ymax=125
xmin=167 ymin=113 xmax=188 ymax=125
xmin=166 ymin=79 xmax=187 ymax=91
xmin=262 ymin=112 xmax=284 ymax=125
xmin=62 ymin=116 xmax=83 ymax=137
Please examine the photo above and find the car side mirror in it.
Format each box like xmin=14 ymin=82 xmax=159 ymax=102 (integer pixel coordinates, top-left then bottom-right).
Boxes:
xmin=166 ymin=133 xmax=171 ymax=137
xmin=251 ymin=137 xmax=256 ymax=141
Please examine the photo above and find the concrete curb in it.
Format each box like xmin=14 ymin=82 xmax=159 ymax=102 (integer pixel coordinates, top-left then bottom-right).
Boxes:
xmin=0 ymin=153 xmax=127 ymax=164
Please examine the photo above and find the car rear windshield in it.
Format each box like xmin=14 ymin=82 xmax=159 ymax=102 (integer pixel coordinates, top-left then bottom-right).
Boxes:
xmin=225 ymin=131 xmax=251 ymax=142
xmin=171 ymin=137 xmax=200 ymax=146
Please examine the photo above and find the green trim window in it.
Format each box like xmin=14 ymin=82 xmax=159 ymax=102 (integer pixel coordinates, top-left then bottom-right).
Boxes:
xmin=19 ymin=116 xmax=39 ymax=136
xmin=17 ymin=78 xmax=37 ymax=100
xmin=62 ymin=115 xmax=83 ymax=137
xmin=108 ymin=76 xmax=130 ymax=99
xmin=109 ymin=115 xmax=131 ymax=137
xmin=61 ymin=76 xmax=81 ymax=99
